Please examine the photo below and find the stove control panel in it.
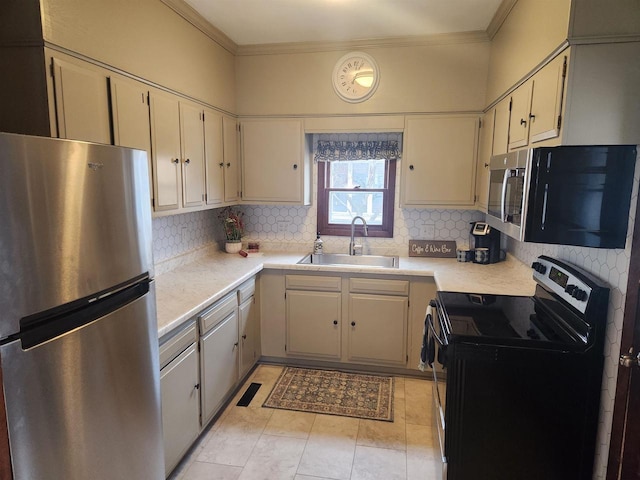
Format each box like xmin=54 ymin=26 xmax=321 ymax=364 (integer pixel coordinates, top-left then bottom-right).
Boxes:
xmin=531 ymin=257 xmax=593 ymax=314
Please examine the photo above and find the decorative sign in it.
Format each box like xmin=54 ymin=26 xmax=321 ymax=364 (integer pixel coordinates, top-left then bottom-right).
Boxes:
xmin=409 ymin=240 xmax=457 ymax=258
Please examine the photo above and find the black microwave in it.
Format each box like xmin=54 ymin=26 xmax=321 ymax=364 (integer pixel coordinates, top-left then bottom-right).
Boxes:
xmin=485 ymin=145 xmax=637 ymax=248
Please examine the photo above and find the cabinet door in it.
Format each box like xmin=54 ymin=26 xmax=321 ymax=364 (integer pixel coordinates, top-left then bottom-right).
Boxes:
xmin=493 ymin=98 xmax=511 ymax=155
xmin=204 ymin=108 xmax=224 ymax=206
xmin=161 ymin=344 xmax=200 ymax=477
xmin=51 ymin=58 xmax=111 ymax=144
xmin=347 ymin=293 xmax=408 ymax=366
xmin=110 ymin=78 xmax=150 ymax=152
xmin=200 ymin=311 xmax=239 ymax=424
xmin=508 ymin=80 xmax=533 ymax=150
xmin=239 ymin=295 xmax=257 ymax=379
xmin=529 ymin=54 xmax=568 ymax=144
xmin=402 ymin=116 xmax=479 ymax=207
xmin=286 ymin=290 xmax=341 ymax=359
xmin=149 ymin=93 xmax=181 ymax=211
xmin=476 ymin=109 xmax=495 ymax=211
xmin=241 ymin=120 xmax=304 ymax=203
xmin=223 ymin=116 xmax=240 ymax=203
xmin=180 ymin=102 xmax=205 ymax=208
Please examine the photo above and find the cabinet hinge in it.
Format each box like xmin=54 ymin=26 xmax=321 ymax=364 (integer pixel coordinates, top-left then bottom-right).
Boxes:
xmin=146 ymin=92 xmax=150 ymax=105
xmin=284 ymin=344 xmax=287 ymax=352
xmin=49 ymin=61 xmax=55 ymax=78
xmin=562 ymin=56 xmax=568 ymax=78
xmin=478 ymin=119 xmax=482 ymax=129
xmin=508 ymin=98 xmax=513 ymax=111
xmin=557 ymin=115 xmax=562 ymax=130
xmin=284 ymin=292 xmax=287 ymax=299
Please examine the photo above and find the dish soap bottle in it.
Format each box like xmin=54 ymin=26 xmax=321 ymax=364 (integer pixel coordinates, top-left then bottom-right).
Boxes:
xmin=313 ymin=233 xmax=324 ymax=254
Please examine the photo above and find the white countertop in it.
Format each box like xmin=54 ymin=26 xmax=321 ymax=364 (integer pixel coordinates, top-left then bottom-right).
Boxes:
xmin=154 ymin=250 xmax=536 ymax=339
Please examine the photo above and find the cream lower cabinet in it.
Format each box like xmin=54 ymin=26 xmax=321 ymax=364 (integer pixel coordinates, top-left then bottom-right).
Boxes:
xmin=199 ymin=292 xmax=240 ymax=425
xmin=159 ymin=322 xmax=200 ymax=478
xmin=401 ymin=115 xmax=479 ymax=208
xmin=347 ymin=278 xmax=408 ymax=366
xmin=238 ymin=279 xmax=259 ymax=378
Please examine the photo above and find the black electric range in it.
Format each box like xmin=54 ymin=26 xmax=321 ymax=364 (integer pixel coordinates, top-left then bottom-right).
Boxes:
xmin=427 ymin=256 xmax=609 ymax=480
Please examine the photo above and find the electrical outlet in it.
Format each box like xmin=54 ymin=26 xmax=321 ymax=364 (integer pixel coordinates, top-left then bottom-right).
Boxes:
xmin=422 ymin=223 xmax=435 ymax=239
xmin=277 ymin=221 xmax=290 ymax=233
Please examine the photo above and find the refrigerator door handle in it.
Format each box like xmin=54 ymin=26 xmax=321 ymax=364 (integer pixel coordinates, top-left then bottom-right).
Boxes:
xmin=17 ymin=278 xmax=151 ymax=350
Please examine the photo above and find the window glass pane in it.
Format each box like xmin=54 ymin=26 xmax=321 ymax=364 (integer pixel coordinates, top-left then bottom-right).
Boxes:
xmin=328 ymin=191 xmax=384 ymax=225
xmin=329 ymin=159 xmax=386 ymax=189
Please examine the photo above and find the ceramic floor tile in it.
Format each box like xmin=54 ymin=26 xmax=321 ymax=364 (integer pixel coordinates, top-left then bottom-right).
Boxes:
xmin=197 ymin=406 xmax=273 ymax=466
xmin=181 ymin=461 xmax=243 ymax=480
xmin=237 ymin=434 xmax=307 ymax=480
xmin=263 ymin=409 xmax=316 ymax=439
xmin=404 ymin=378 xmax=433 ymax=426
xmin=294 ymin=476 xmax=335 ymax=480
xmin=350 ymin=445 xmax=407 ymax=480
xmin=296 ymin=414 xmax=359 ymax=480
xmin=406 ymin=423 xmax=440 ymax=480
xmin=394 ymin=376 xmax=406 ymax=400
xmin=356 ymin=398 xmax=407 ymax=451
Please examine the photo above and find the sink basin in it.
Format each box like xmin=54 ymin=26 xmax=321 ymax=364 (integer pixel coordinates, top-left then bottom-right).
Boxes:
xmin=297 ymin=253 xmax=399 ymax=268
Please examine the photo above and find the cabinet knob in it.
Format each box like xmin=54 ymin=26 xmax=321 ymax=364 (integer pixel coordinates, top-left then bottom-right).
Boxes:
xmin=333 ymin=320 xmax=338 ymax=325
xmin=194 ymin=383 xmax=200 ymax=390
xmin=219 ymin=162 xmax=224 ymax=167
xmin=520 ymin=118 xmax=527 ymax=126
xmin=293 ymin=164 xmax=298 ymax=170
xmin=351 ymin=321 xmax=356 ymax=327
xmin=484 ymin=163 xmax=489 ymax=168
xmin=242 ymin=334 xmax=247 ymax=339
xmin=233 ymin=342 xmax=238 ymax=349
xmin=409 ymin=165 xmax=414 ymax=170
xmin=172 ymin=158 xmax=179 ymax=164
xmin=529 ymin=113 xmax=536 ymax=121
xmin=226 ymin=162 xmax=231 ymax=167
xmin=184 ymin=158 xmax=191 ymax=164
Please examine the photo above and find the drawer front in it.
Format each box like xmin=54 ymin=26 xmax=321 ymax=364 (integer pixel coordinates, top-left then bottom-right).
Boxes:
xmin=159 ymin=321 xmax=197 ymax=369
xmin=237 ymin=278 xmax=256 ymax=304
xmin=199 ymin=292 xmax=237 ymax=334
xmin=349 ymin=278 xmax=409 ymax=296
xmin=285 ymin=275 xmax=341 ymax=292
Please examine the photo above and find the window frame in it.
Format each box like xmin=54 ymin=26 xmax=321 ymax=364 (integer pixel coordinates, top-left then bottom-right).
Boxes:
xmin=317 ymin=158 xmax=396 ymax=237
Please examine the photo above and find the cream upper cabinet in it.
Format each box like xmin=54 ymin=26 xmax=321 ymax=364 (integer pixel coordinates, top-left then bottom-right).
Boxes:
xmin=528 ymin=53 xmax=568 ymax=144
xmin=475 ymin=109 xmax=495 ymax=211
xmin=110 ymin=78 xmax=151 ymax=153
xmin=492 ymin=97 xmax=511 ymax=156
xmin=507 ymin=80 xmax=533 ymax=150
xmin=149 ymin=92 xmax=206 ymax=213
xmin=149 ymin=92 xmax=182 ymax=211
xmin=240 ymin=119 xmax=310 ymax=204
xmin=401 ymin=115 xmax=479 ymax=208
xmin=51 ymin=58 xmax=111 ymax=144
xmin=179 ymin=102 xmax=206 ymax=208
xmin=205 ymin=112 xmax=240 ymax=206
xmin=506 ymin=52 xmax=569 ymax=151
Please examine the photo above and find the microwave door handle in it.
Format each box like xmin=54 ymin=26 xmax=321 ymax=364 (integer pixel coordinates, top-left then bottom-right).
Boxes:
xmin=501 ymin=168 xmax=512 ymax=222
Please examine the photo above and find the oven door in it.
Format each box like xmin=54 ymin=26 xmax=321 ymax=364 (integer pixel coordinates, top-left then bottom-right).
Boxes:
xmin=427 ymin=301 xmax=447 ymax=479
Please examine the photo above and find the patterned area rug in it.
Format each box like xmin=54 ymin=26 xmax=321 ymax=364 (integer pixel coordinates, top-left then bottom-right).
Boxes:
xmin=263 ymin=367 xmax=394 ymax=422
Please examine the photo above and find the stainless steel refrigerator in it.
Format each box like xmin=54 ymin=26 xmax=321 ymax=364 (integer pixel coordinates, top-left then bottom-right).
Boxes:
xmin=0 ymin=133 xmax=163 ymax=479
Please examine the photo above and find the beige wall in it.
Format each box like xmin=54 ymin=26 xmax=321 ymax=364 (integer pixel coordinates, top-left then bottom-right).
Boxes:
xmin=486 ymin=0 xmax=571 ymax=105
xmin=236 ymin=42 xmax=490 ymax=116
xmin=41 ymin=0 xmax=236 ymax=113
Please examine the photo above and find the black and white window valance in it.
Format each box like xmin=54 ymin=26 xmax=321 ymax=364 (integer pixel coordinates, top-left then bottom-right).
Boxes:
xmin=313 ymin=133 xmax=402 ymax=162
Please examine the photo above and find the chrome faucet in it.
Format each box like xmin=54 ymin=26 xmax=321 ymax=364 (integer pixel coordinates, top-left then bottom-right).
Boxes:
xmin=349 ymin=216 xmax=368 ymax=255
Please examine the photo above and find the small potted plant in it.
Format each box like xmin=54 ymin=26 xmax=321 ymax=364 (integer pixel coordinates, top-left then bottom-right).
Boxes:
xmin=218 ymin=206 xmax=244 ymax=253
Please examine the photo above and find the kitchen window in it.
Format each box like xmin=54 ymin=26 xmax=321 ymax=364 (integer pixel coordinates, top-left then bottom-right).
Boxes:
xmin=315 ymin=135 xmax=400 ymax=237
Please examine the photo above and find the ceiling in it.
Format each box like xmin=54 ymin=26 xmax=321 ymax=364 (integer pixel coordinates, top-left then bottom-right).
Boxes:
xmin=182 ymin=0 xmax=505 ymax=46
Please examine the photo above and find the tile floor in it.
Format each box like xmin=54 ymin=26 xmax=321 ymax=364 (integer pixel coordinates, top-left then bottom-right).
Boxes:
xmin=170 ymin=364 xmax=441 ymax=480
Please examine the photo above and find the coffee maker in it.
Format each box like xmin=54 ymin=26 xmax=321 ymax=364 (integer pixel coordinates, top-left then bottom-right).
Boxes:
xmin=470 ymin=221 xmax=502 ymax=264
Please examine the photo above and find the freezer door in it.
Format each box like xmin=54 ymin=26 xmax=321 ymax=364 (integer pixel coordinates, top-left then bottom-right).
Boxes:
xmin=0 ymin=284 xmax=163 ymax=480
xmin=0 ymin=133 xmax=153 ymax=338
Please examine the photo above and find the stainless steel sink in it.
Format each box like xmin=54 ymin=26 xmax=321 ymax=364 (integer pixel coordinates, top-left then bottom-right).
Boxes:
xmin=297 ymin=253 xmax=399 ymax=268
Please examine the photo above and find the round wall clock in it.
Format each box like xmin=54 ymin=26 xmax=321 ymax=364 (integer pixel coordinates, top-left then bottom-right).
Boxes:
xmin=332 ymin=52 xmax=380 ymax=103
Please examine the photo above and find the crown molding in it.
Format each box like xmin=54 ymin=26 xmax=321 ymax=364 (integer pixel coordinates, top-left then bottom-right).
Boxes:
xmin=159 ymin=0 xmax=238 ymax=55
xmin=236 ymin=31 xmax=490 ymax=56
xmin=486 ymin=0 xmax=518 ymax=40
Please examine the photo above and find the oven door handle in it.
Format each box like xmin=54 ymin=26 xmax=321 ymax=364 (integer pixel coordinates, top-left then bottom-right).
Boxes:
xmin=501 ymin=168 xmax=512 ymax=222
xmin=427 ymin=312 xmax=445 ymax=347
